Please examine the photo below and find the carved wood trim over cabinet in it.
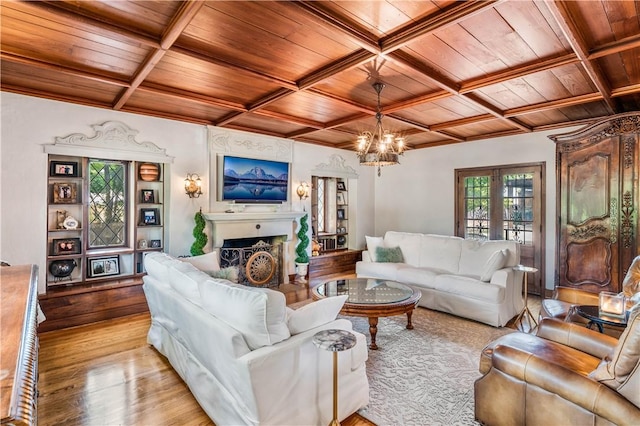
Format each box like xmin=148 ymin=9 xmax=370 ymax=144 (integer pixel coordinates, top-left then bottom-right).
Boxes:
xmin=550 ymin=113 xmax=639 ymax=293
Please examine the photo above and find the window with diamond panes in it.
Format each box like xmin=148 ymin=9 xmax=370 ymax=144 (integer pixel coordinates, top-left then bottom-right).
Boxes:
xmin=89 ymin=159 xmax=127 ymax=247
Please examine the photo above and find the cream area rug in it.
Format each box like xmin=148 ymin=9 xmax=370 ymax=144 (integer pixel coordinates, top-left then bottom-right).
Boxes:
xmin=345 ymin=308 xmax=514 ymax=425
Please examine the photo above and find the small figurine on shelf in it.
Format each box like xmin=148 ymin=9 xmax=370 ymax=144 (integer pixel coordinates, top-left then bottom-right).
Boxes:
xmin=312 ymin=239 xmax=322 ymax=257
xmin=56 ymin=210 xmax=67 ymax=229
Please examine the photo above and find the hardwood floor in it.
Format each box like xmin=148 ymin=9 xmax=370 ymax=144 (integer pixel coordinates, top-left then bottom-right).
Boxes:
xmin=37 ymin=278 xmax=373 ymax=426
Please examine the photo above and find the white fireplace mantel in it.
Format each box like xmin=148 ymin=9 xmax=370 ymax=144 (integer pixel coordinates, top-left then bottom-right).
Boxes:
xmin=202 ymin=211 xmax=306 ymax=248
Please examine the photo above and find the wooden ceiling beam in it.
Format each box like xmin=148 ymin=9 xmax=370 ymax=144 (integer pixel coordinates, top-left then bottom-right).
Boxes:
xmin=386 ymin=115 xmax=431 ymax=133
xmin=113 ymin=1 xmax=205 ymax=110
xmin=216 ymin=111 xmax=249 ymax=127
xmin=462 ymin=93 xmax=532 ymax=132
xmin=381 ymin=0 xmax=500 ymax=53
xmin=460 ymin=53 xmax=579 ymax=93
xmin=247 ymin=88 xmax=295 ymax=111
xmin=298 ymin=50 xmax=376 ymax=89
xmin=0 ymin=51 xmax=130 ymax=88
xmin=544 ymin=0 xmax=616 ymax=114
xmin=589 ymin=34 xmax=640 ymax=60
xmin=0 ymin=84 xmax=112 ymax=110
xmin=430 ymin=114 xmax=496 ymax=131
xmin=383 ymin=90 xmax=453 ymax=113
xmin=504 ymin=93 xmax=604 ymax=117
xmin=611 ymin=83 xmax=640 ymax=98
xmin=306 ymin=88 xmax=374 ymax=114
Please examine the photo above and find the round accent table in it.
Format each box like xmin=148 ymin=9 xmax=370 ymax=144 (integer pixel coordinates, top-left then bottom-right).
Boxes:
xmin=313 ymin=329 xmax=357 ymax=426
xmin=575 ymin=305 xmax=629 ymax=333
xmin=312 ymin=278 xmax=420 ymax=350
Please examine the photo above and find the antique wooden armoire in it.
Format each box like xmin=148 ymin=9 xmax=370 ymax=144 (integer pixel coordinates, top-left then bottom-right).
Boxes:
xmin=549 ymin=112 xmax=639 ymax=294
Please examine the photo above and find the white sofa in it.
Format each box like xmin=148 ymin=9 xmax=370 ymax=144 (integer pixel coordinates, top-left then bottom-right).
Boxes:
xmin=356 ymin=232 xmax=524 ymax=327
xmin=142 ymin=252 xmax=369 ymax=425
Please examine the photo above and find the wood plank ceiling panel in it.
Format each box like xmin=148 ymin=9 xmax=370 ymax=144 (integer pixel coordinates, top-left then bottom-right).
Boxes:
xmin=1 ymin=0 xmax=639 ymax=150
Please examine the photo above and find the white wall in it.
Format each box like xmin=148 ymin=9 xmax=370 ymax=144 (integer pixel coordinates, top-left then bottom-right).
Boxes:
xmin=0 ymin=93 xmax=378 ymax=292
xmin=373 ymin=130 xmax=579 ymax=291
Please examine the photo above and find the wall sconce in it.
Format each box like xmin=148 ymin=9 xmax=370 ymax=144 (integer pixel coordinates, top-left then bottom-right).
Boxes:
xmin=296 ymin=182 xmax=310 ymax=200
xmin=184 ymin=173 xmax=203 ymax=198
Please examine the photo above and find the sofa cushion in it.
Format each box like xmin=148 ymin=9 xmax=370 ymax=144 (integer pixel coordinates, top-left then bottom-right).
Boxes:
xmin=198 ymin=280 xmax=290 ymax=350
xmin=169 ymin=261 xmax=219 ymax=306
xmin=365 ymin=236 xmax=385 ymax=262
xmin=434 ymin=274 xmax=504 ymax=303
xmin=376 ymin=246 xmax=404 ymax=263
xmin=287 ymin=295 xmax=348 ymax=335
xmin=459 ymin=240 xmax=515 ymax=278
xmin=182 ymin=251 xmax=220 ymax=274
xmin=417 ymin=234 xmax=463 ymax=273
xmin=209 ymin=266 xmax=239 ymax=283
xmin=384 ymin=231 xmax=422 ymax=266
xmin=480 ymin=249 xmax=508 ymax=282
xmin=589 ymin=305 xmax=640 ymax=407
xmin=396 ymin=267 xmax=440 ymax=289
xmin=144 ymin=252 xmax=182 ymax=284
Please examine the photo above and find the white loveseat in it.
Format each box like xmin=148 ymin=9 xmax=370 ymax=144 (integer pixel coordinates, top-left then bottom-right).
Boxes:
xmin=142 ymin=252 xmax=369 ymax=425
xmin=356 ymin=232 xmax=524 ymax=327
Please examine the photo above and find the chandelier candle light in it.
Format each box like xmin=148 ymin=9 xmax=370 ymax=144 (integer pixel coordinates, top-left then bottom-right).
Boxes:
xmin=356 ymin=81 xmax=405 ymax=176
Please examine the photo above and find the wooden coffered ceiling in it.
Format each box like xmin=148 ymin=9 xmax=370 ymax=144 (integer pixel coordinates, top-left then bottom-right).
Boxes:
xmin=2 ymin=1 xmax=639 ymax=151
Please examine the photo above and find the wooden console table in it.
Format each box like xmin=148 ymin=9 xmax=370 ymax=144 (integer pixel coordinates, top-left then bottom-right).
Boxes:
xmin=1 ymin=265 xmax=39 ymax=425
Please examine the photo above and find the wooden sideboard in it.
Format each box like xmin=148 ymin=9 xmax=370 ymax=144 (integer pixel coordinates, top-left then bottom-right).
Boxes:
xmin=1 ymin=265 xmax=39 ymax=425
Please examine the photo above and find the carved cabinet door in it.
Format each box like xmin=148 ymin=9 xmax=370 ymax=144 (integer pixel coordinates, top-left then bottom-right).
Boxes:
xmin=552 ymin=113 xmax=639 ymax=294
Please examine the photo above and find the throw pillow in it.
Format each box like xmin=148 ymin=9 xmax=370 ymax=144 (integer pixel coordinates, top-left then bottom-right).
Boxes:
xmin=588 ymin=305 xmax=640 ymax=407
xmin=287 ymin=295 xmax=348 ymax=335
xmin=182 ymin=251 xmax=220 ymax=275
xmin=375 ymin=246 xmax=404 ymax=263
xmin=209 ymin=266 xmax=239 ymax=283
xmin=480 ymin=249 xmax=508 ymax=282
xmin=365 ymin=236 xmax=384 ymax=262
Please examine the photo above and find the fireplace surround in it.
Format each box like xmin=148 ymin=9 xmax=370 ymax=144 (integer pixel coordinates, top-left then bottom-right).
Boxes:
xmin=203 ymin=211 xmax=305 ymax=284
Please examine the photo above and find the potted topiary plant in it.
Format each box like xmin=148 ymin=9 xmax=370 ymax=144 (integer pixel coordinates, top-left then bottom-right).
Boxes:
xmin=295 ymin=214 xmax=310 ymax=283
xmin=190 ymin=208 xmax=208 ymax=256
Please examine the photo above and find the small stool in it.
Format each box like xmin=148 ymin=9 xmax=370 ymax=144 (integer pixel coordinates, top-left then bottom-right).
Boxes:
xmin=313 ymin=329 xmax=357 ymax=426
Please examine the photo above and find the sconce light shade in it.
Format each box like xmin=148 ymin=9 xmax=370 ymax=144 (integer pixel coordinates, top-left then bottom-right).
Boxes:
xmin=185 ymin=173 xmax=203 ymax=198
xmin=296 ymin=182 xmax=309 ymax=200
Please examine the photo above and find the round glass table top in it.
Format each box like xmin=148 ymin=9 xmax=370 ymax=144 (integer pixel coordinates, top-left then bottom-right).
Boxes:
xmin=316 ymin=278 xmax=414 ymax=305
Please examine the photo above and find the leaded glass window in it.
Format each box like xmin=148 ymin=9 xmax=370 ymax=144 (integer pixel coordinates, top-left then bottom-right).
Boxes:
xmin=88 ymin=159 xmax=127 ymax=247
xmin=463 ymin=176 xmax=490 ymax=240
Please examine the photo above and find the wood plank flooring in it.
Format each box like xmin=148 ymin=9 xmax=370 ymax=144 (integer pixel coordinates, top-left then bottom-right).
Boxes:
xmin=37 ymin=278 xmax=373 ymax=426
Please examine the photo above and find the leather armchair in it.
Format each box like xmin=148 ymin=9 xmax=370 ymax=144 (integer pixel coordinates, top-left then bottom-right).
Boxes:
xmin=475 ymin=306 xmax=640 ymax=425
xmin=540 ymin=286 xmax=623 ymax=337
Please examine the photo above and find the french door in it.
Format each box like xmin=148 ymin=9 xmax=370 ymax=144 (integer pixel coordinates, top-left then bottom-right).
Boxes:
xmin=455 ymin=163 xmax=545 ymax=295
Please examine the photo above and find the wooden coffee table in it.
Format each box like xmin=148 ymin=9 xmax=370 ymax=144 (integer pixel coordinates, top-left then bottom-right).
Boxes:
xmin=312 ymin=278 xmax=421 ymax=350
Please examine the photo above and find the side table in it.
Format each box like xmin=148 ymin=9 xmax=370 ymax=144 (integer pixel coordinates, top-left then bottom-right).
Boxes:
xmin=313 ymin=329 xmax=357 ymax=426
xmin=513 ymin=265 xmax=538 ymax=333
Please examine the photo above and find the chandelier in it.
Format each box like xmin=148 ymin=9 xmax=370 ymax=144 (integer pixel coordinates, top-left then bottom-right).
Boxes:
xmin=356 ymin=81 xmax=405 ymax=176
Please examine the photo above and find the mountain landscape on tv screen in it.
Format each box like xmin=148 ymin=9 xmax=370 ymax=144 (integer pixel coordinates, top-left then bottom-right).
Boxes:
xmin=224 ymin=166 xmax=288 ymax=184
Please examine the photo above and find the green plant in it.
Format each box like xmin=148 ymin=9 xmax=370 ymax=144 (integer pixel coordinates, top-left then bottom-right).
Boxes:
xmin=295 ymin=214 xmax=310 ymax=264
xmin=190 ymin=209 xmax=207 ymax=256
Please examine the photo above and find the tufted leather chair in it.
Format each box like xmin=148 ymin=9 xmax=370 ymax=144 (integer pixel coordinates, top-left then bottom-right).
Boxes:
xmin=475 ymin=305 xmax=640 ymax=426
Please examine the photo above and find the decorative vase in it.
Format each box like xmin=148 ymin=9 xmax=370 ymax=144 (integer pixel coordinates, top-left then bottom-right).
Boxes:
xmin=49 ymin=259 xmax=77 ymax=278
xmin=139 ymin=163 xmax=160 ymax=181
xmin=296 ymin=262 xmax=309 ymax=284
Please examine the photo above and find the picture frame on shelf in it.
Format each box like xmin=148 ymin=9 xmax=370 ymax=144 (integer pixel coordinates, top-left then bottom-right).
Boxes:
xmin=336 ymin=181 xmax=346 ymax=191
xmin=140 ymin=189 xmax=155 ymax=203
xmin=52 ymin=182 xmax=78 ymax=204
xmin=51 ymin=237 xmax=82 ymax=255
xmin=140 ymin=208 xmax=160 ymax=225
xmin=50 ymin=161 xmax=79 ymax=177
xmin=88 ymin=256 xmax=120 ymax=278
xmin=337 ymin=192 xmax=346 ymax=205
xmin=150 ymin=239 xmax=161 ymax=248
xmin=337 ymin=208 xmax=345 ymax=220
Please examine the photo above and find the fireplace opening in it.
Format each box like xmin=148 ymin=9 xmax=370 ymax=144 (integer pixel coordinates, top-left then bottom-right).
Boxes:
xmin=220 ymin=235 xmax=286 ymax=287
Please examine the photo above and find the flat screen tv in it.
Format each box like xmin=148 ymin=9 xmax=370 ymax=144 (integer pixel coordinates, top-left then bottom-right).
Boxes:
xmin=219 ymin=155 xmax=290 ymax=203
